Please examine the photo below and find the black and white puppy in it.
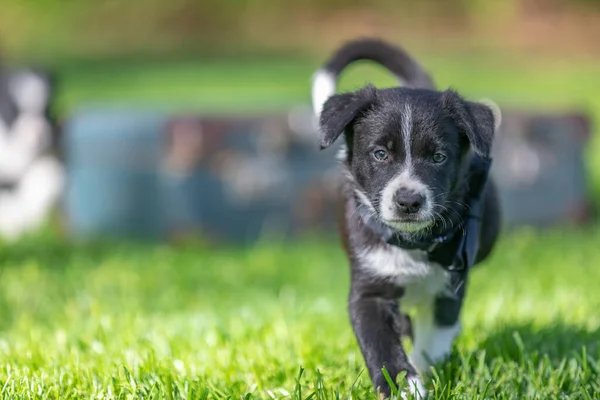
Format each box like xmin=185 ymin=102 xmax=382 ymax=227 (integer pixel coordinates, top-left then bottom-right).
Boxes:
xmin=0 ymin=63 xmax=64 ymax=240
xmin=312 ymin=39 xmax=501 ymax=399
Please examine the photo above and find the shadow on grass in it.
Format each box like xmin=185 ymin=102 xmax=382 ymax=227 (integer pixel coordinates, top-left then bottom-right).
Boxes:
xmin=477 ymin=322 xmax=599 ymax=363
xmin=0 ymin=226 xmax=165 ymax=271
xmin=0 ymin=238 xmax=115 ymax=270
xmin=430 ymin=322 xmax=600 ymax=397
xmin=426 ymin=321 xmax=600 ymax=398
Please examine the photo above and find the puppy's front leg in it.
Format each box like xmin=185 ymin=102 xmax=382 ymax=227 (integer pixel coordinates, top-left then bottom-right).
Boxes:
xmin=349 ymin=285 xmax=426 ymax=399
xmin=409 ymin=293 xmax=463 ymax=375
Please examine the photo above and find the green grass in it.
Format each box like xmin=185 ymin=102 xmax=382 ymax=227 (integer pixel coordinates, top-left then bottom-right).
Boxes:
xmin=1 ymin=228 xmax=600 ymax=399
xmin=54 ymin=54 xmax=600 ymax=118
xmin=1 ymin=53 xmax=599 ymax=398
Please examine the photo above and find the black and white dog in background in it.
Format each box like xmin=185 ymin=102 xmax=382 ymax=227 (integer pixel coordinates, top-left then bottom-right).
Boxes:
xmin=312 ymin=39 xmax=502 ymax=399
xmin=0 ymin=61 xmax=64 ymax=240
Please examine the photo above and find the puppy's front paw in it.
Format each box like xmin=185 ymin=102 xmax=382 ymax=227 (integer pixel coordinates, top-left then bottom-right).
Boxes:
xmin=400 ymin=376 xmax=427 ymax=400
xmin=377 ymin=374 xmax=427 ymax=400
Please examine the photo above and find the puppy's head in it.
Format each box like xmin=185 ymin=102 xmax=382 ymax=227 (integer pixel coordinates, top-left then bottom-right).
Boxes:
xmin=320 ymin=85 xmax=499 ymax=235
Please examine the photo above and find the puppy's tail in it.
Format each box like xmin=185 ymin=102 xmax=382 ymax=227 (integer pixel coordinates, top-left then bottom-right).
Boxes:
xmin=311 ymin=38 xmax=434 ymax=118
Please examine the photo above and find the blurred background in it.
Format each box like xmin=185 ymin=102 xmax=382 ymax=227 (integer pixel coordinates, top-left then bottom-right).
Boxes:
xmin=0 ymin=1 xmax=600 ymax=397
xmin=0 ymin=0 xmax=599 ymax=243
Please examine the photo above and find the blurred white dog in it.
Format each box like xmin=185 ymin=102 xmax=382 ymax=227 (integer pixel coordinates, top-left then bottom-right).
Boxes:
xmin=0 ymin=67 xmax=64 ymax=241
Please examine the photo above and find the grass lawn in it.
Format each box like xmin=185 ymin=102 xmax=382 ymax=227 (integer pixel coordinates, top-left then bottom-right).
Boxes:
xmin=0 ymin=229 xmax=599 ymax=399
xmin=0 ymin=52 xmax=599 ymax=398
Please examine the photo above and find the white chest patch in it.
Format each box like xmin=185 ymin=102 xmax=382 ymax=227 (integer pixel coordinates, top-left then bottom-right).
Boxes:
xmin=358 ymin=244 xmax=449 ymax=308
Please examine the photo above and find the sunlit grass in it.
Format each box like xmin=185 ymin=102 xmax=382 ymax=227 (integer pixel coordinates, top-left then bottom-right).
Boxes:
xmin=0 ymin=227 xmax=599 ymax=398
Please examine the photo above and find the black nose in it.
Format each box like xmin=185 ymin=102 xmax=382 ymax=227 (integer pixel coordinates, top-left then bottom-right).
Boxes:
xmin=395 ymin=190 xmax=425 ymax=214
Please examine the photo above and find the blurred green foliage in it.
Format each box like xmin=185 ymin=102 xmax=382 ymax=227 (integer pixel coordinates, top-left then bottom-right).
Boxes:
xmin=48 ymin=53 xmax=600 ymax=202
xmin=0 ymin=0 xmax=598 ymax=61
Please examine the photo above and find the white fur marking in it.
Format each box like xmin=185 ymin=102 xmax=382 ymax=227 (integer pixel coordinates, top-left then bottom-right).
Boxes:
xmin=379 ymin=170 xmax=433 ymax=226
xmin=358 ymin=244 xmax=449 ymax=287
xmin=478 ymin=98 xmax=502 ymax=131
xmin=311 ymin=69 xmax=336 ymax=118
xmin=401 ymin=104 xmax=413 ymax=172
xmin=385 ymin=220 xmax=432 ymax=233
xmin=409 ymin=310 xmax=461 ymax=375
xmin=335 ymin=143 xmax=348 ymax=162
xmin=402 ymin=271 xmax=450 ymax=310
xmin=354 ymin=188 xmax=377 ymax=214
xmin=401 ymin=376 xmax=427 ymax=400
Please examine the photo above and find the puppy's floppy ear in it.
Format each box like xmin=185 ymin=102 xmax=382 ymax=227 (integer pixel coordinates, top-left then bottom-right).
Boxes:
xmin=442 ymin=90 xmax=501 ymax=156
xmin=477 ymin=98 xmax=502 ymax=131
xmin=319 ymin=85 xmax=376 ymax=150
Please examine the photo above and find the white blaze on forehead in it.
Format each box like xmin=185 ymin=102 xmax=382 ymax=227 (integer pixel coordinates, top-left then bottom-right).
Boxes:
xmin=401 ymin=103 xmax=413 ymax=172
xmin=311 ymin=69 xmax=336 ymax=118
xmin=377 ymin=103 xmax=436 ymax=226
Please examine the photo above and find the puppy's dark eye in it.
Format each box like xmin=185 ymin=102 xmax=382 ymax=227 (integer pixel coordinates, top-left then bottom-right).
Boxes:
xmin=432 ymin=153 xmax=447 ymax=164
xmin=373 ymin=149 xmax=388 ymax=161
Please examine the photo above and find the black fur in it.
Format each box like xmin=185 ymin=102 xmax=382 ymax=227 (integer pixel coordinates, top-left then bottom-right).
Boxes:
xmin=316 ymin=38 xmax=501 ymax=398
xmin=323 ymin=38 xmax=435 ymax=89
xmin=319 ymin=85 xmax=376 ymax=150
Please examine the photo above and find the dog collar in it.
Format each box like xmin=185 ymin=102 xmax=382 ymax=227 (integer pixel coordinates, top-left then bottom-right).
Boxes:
xmin=360 ymin=154 xmax=492 ymax=278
